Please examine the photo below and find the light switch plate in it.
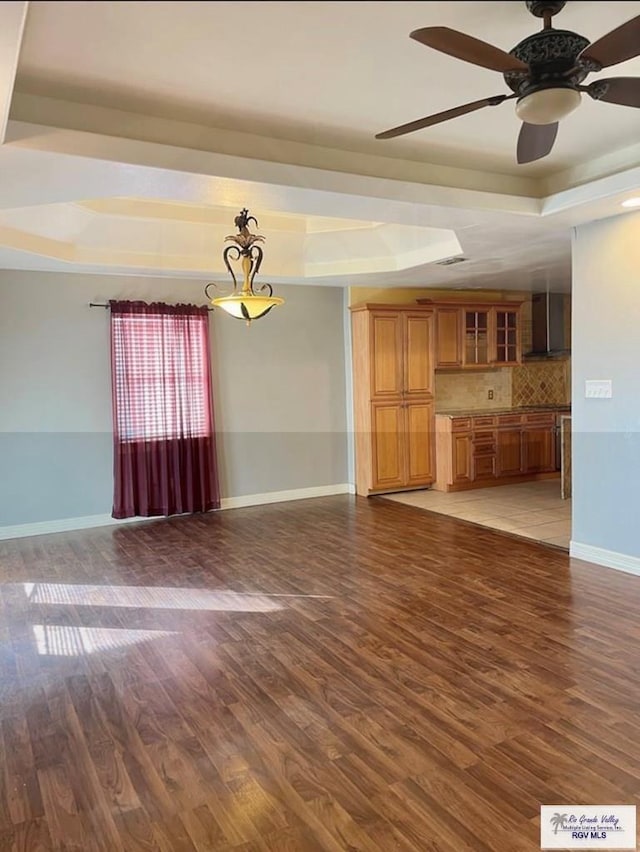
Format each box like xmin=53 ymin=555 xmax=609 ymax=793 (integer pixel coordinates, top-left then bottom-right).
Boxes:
xmin=585 ymin=379 xmax=612 ymax=398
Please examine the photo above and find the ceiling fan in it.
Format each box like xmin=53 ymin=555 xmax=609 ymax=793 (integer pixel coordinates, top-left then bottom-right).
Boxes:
xmin=375 ymin=0 xmax=640 ymax=164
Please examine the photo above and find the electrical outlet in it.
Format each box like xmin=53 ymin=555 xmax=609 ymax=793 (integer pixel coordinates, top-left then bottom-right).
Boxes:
xmin=488 ymin=389 xmax=494 ymax=400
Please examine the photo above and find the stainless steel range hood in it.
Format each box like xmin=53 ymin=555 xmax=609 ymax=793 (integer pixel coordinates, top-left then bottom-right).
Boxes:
xmin=526 ymin=292 xmax=570 ymax=358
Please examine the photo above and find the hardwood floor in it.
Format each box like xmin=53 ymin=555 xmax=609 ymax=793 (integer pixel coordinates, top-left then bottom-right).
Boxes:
xmin=1 ymin=495 xmax=639 ymax=851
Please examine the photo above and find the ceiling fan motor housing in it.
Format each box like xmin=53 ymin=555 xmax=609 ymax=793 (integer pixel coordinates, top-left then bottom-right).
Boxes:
xmin=504 ymin=29 xmax=591 ymax=98
xmin=525 ymin=1 xmax=566 ymax=18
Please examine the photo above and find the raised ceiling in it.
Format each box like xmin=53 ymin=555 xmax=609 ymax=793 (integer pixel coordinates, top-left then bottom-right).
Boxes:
xmin=14 ymin=0 xmax=640 ymax=178
xmin=0 ymin=198 xmax=462 ymax=279
xmin=0 ymin=1 xmax=638 ymax=291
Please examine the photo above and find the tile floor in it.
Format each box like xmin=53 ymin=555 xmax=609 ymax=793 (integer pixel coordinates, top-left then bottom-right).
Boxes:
xmin=383 ymin=479 xmax=571 ymax=549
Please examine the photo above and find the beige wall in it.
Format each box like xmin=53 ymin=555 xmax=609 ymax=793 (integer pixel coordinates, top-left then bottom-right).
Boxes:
xmin=0 ymin=270 xmax=348 ymax=526
xmin=348 ymin=285 xmax=525 ymax=306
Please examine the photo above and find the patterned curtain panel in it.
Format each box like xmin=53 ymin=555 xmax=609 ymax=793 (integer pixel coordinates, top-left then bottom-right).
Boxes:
xmin=109 ymin=300 xmax=220 ymax=519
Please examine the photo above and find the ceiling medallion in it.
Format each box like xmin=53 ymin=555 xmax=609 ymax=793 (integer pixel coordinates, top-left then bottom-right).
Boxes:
xmin=205 ymin=209 xmax=284 ymax=326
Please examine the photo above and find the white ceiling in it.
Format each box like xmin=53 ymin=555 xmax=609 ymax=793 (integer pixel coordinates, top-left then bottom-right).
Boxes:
xmin=14 ymin=0 xmax=640 ymax=177
xmin=0 ymin=0 xmax=638 ymax=292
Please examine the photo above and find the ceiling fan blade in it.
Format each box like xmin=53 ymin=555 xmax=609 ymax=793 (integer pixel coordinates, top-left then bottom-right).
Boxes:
xmin=579 ymin=15 xmax=640 ymax=68
xmin=410 ymin=27 xmax=527 ymax=73
xmin=375 ymin=94 xmax=514 ymax=140
xmin=587 ymin=77 xmax=640 ymax=107
xmin=516 ymin=122 xmax=558 ymax=164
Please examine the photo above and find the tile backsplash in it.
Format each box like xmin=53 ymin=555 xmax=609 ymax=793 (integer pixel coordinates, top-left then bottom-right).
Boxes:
xmin=435 ymin=369 xmax=512 ymax=411
xmin=512 ymin=358 xmax=571 ymax=406
xmin=435 ymin=358 xmax=571 ymax=411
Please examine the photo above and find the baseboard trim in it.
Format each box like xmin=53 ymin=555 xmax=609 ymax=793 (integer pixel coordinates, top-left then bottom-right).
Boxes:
xmin=570 ymin=541 xmax=640 ymax=577
xmin=220 ymin=483 xmax=356 ymax=510
xmin=0 ymin=484 xmax=356 ymax=541
xmin=0 ymin=513 xmax=154 ymax=541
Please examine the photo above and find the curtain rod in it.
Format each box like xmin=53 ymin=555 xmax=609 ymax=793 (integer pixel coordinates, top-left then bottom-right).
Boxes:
xmin=89 ymin=302 xmax=214 ymax=311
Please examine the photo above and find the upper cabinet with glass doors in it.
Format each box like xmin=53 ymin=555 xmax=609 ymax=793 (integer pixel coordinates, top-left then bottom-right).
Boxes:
xmin=418 ymin=299 xmax=524 ymax=370
xmin=494 ymin=308 xmax=520 ymax=366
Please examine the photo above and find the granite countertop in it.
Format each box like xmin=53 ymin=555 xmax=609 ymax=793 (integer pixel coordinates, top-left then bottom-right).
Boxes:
xmin=435 ymin=405 xmax=571 ymax=418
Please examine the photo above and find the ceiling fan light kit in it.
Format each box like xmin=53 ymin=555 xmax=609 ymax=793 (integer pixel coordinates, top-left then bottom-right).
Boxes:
xmin=515 ymin=86 xmax=581 ymax=125
xmin=376 ymin=0 xmax=640 ymax=164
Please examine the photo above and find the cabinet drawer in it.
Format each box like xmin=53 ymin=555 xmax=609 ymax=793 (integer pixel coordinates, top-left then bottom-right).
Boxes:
xmin=473 ymin=444 xmax=496 ymax=457
xmin=473 ymin=430 xmax=496 ymax=443
xmin=451 ymin=417 xmax=472 ymax=431
xmin=523 ymin=412 xmax=555 ymax=425
xmin=498 ymin=414 xmax=522 ymax=426
xmin=473 ymin=415 xmax=496 ymax=428
xmin=474 ymin=455 xmax=496 ymax=479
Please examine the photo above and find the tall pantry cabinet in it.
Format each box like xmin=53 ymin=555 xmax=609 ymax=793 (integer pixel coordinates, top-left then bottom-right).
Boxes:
xmin=350 ymin=304 xmax=435 ymax=496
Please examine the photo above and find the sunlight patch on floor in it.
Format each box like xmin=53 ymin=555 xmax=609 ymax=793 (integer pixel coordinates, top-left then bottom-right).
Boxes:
xmin=21 ymin=582 xmax=297 ymax=611
xmin=32 ymin=623 xmax=178 ymax=656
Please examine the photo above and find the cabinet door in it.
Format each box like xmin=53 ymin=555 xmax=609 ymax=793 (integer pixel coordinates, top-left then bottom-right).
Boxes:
xmin=371 ymin=313 xmax=402 ymax=399
xmin=435 ymin=308 xmax=462 ymax=368
xmin=403 ymin=313 xmax=434 ymax=397
xmin=371 ymin=403 xmax=405 ymax=490
xmin=496 ymin=428 xmax=523 ymax=476
xmin=494 ymin=308 xmax=521 ymax=365
xmin=452 ymin=433 xmax=472 ymax=484
xmin=405 ymin=401 xmax=434 ymax=487
xmin=463 ymin=308 xmax=491 ymax=367
xmin=473 ymin=454 xmax=496 ymax=481
xmin=523 ymin=428 xmax=555 ymax=473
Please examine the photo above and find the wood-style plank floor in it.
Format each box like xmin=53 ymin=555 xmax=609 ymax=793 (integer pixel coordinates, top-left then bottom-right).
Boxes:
xmin=1 ymin=495 xmax=639 ymax=851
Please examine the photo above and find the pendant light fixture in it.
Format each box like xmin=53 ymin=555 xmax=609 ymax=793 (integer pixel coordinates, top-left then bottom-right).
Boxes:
xmin=205 ymin=209 xmax=284 ymax=325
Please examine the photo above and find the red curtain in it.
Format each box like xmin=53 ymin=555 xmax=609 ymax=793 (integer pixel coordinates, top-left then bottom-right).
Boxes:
xmin=109 ymin=300 xmax=220 ymax=519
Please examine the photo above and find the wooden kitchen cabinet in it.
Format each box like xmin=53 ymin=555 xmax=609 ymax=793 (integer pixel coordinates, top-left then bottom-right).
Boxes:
xmin=522 ymin=412 xmax=556 ymax=473
xmin=370 ymin=312 xmax=403 ymax=398
xmin=496 ymin=428 xmax=523 ymax=476
xmin=351 ymin=304 xmax=435 ymax=496
xmin=434 ymin=307 xmax=463 ymax=368
xmin=435 ymin=410 xmax=561 ymax=491
xmin=371 ymin=402 xmax=405 ymax=491
xmin=406 ymin=400 xmax=435 ymax=486
xmin=472 ymin=426 xmax=496 ymax=481
xmin=370 ymin=400 xmax=435 ymax=491
xmin=494 ymin=308 xmax=520 ymax=365
xmin=419 ymin=299 xmax=524 ymax=369
xmin=405 ymin=313 xmax=434 ymax=397
xmin=370 ymin=311 xmax=434 ymax=398
xmin=523 ymin=427 xmax=556 ymax=473
xmin=451 ymin=432 xmax=473 ymax=484
xmin=464 ymin=307 xmax=491 ymax=367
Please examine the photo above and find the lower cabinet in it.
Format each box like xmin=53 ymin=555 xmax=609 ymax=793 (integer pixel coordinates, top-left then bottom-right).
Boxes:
xmin=406 ymin=401 xmax=435 ymax=487
xmin=472 ymin=430 xmax=496 ymax=482
xmin=371 ymin=403 xmax=405 ymax=491
xmin=435 ymin=411 xmax=560 ymax=491
xmin=473 ymin=454 xmax=496 ymax=481
xmin=371 ymin=400 xmax=434 ymax=492
xmin=523 ymin=427 xmax=556 ymax=473
xmin=452 ymin=433 xmax=472 ymax=484
xmin=496 ymin=428 xmax=523 ymax=476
